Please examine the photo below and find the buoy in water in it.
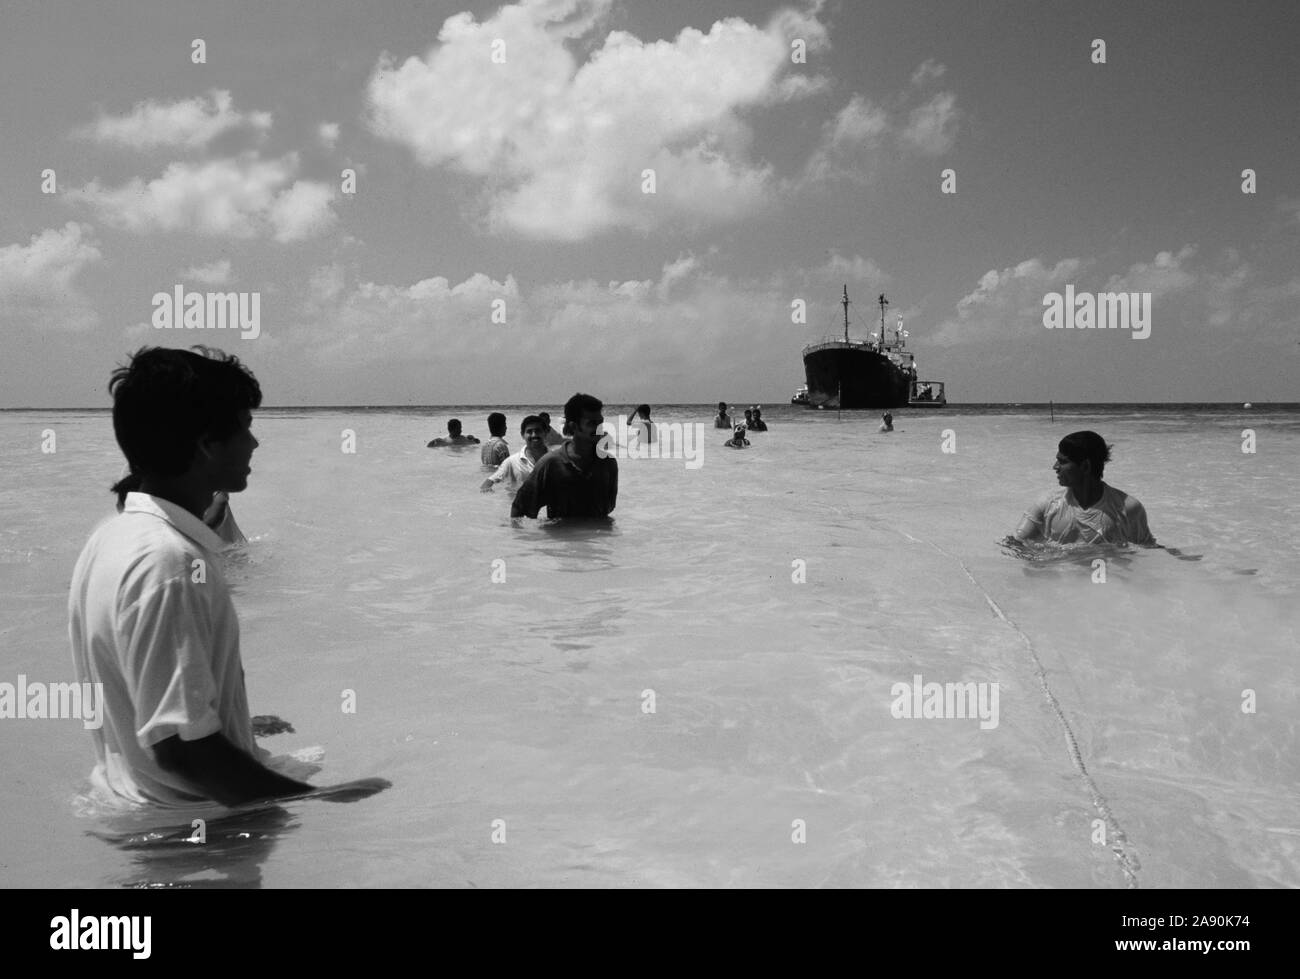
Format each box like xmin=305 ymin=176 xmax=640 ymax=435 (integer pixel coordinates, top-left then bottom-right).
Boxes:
xmin=1243 ymin=402 xmax=1252 ymax=409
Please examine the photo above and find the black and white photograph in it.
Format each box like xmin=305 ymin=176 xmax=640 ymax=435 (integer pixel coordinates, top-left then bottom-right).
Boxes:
xmin=1 ymin=0 xmax=1296 ymax=938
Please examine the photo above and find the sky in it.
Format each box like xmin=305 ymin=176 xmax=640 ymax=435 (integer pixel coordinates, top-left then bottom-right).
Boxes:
xmin=1 ymin=0 xmax=1297 ymax=407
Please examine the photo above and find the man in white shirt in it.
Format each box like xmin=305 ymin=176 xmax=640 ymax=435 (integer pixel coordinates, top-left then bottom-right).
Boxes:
xmin=70 ymin=346 xmax=388 ymax=808
xmin=1014 ymin=430 xmax=1156 ymax=546
xmin=480 ymin=415 xmax=551 ymax=494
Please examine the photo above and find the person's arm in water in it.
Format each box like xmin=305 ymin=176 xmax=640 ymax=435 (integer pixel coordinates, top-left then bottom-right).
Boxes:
xmin=1014 ymin=498 xmax=1048 ymax=542
xmin=154 ymin=732 xmax=314 ymax=806
xmin=481 ymin=456 xmax=512 ymax=492
xmin=155 ymin=734 xmax=389 ymax=805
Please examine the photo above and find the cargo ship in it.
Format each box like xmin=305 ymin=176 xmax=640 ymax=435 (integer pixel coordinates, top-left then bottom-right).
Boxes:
xmin=794 ymin=287 xmax=946 ymax=409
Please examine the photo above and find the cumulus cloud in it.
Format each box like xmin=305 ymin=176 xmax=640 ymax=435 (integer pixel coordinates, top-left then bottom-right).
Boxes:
xmin=76 ymin=90 xmax=271 ymax=150
xmin=930 ymin=256 xmax=1085 ymax=346
xmin=0 ymin=222 xmax=102 ymax=331
xmin=899 ymin=92 xmax=958 ymax=155
xmin=66 ymin=153 xmax=338 ymax=242
xmin=283 ymin=254 xmax=806 ymax=400
xmin=366 ymin=0 xmax=828 ymax=239
xmin=318 ymin=122 xmax=340 ymax=151
xmin=804 ymin=62 xmax=959 ymax=182
xmin=910 ymin=59 xmax=946 ymax=87
xmin=930 ymin=246 xmax=1297 ymax=349
xmin=179 ymin=259 xmax=232 ymax=285
xmin=817 ymin=250 xmax=890 ymax=284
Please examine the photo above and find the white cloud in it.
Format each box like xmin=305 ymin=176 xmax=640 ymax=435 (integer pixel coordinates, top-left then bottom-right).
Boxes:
xmin=318 ymin=122 xmax=340 ymax=151
xmin=931 ymin=246 xmax=1296 ymax=349
xmin=1101 ymin=246 xmax=1197 ymax=300
xmin=66 ymin=153 xmax=338 ymax=242
xmin=76 ymin=90 xmax=271 ymax=150
xmin=179 ymin=259 xmax=232 ymax=285
xmin=804 ymin=82 xmax=959 ymax=182
xmin=283 ymin=254 xmax=805 ymax=400
xmin=930 ymin=256 xmax=1084 ymax=346
xmin=0 ymin=222 xmax=102 ymax=331
xmin=910 ymin=59 xmax=946 ymax=87
xmin=899 ymin=92 xmax=958 ymax=155
xmin=817 ymin=250 xmax=889 ymax=284
xmin=366 ymin=0 xmax=828 ymax=239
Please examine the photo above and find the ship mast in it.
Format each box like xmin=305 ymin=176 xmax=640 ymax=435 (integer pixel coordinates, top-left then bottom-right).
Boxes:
xmin=878 ymin=293 xmax=889 ymax=350
xmin=841 ymin=284 xmax=851 ymax=344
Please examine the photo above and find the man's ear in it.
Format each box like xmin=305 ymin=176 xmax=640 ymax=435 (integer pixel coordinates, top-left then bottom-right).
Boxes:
xmin=193 ymin=431 xmax=220 ymax=466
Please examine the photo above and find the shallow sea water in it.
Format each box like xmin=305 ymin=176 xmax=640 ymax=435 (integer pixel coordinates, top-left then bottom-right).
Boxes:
xmin=1 ymin=404 xmax=1297 ymax=888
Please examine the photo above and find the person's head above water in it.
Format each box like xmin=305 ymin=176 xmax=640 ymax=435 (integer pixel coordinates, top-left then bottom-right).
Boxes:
xmin=744 ymin=408 xmax=754 ymax=420
xmin=1055 ymin=430 xmax=1111 ymax=484
xmin=717 ymin=401 xmax=728 ymax=413
xmin=487 ymin=412 xmax=507 ymax=438
xmin=564 ymin=393 xmax=605 ymax=448
xmin=753 ymin=407 xmax=762 ymax=418
xmin=733 ymin=425 xmax=747 ymax=438
xmin=520 ymin=414 xmax=542 ymax=436
xmin=447 ymin=418 xmax=463 ymax=436
xmin=109 ymin=345 xmax=261 ymax=506
xmin=538 ymin=411 xmax=553 ymax=429
xmin=635 ymin=404 xmax=651 ymax=419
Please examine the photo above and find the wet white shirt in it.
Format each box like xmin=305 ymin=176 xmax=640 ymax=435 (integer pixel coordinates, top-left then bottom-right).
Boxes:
xmin=485 ymin=448 xmax=543 ymax=493
xmin=1020 ymin=483 xmax=1156 ymax=546
xmin=68 ymin=493 xmax=256 ymax=807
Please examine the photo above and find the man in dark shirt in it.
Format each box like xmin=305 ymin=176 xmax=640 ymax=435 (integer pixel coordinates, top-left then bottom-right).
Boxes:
xmin=511 ymin=393 xmax=618 ymax=519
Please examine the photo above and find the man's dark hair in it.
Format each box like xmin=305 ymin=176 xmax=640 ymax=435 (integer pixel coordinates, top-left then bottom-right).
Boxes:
xmin=109 ymin=345 xmax=261 ymax=502
xmin=563 ymin=393 xmax=603 ymax=426
xmin=538 ymin=412 xmax=551 ymax=425
xmin=717 ymin=402 xmax=727 ymax=411
xmin=447 ymin=418 xmax=463 ymax=436
xmin=520 ymin=414 xmax=542 ymax=434
xmin=487 ymin=412 xmax=507 ymax=437
xmin=1059 ymin=431 xmax=1112 ymax=478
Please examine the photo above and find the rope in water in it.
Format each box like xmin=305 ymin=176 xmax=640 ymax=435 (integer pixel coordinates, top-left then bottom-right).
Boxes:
xmin=898 ymin=529 xmax=1142 ymax=888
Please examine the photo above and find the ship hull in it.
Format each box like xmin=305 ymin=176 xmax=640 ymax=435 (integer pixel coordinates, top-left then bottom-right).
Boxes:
xmin=802 ymin=345 xmax=911 ymax=409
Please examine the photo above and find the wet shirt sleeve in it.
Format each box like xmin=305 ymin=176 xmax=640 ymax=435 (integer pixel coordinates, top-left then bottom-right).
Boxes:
xmin=117 ymin=576 xmax=223 ymax=748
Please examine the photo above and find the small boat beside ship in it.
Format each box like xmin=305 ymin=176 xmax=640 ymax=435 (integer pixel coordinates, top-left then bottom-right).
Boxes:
xmin=793 ymin=286 xmax=946 ymax=409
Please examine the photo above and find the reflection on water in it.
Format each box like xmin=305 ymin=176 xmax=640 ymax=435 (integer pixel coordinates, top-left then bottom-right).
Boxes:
xmin=89 ymin=806 xmax=296 ymax=889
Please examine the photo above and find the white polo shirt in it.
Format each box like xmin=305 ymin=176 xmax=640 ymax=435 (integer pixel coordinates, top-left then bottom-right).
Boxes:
xmin=68 ymin=492 xmax=256 ymax=807
xmin=486 ymin=447 xmax=543 ymax=492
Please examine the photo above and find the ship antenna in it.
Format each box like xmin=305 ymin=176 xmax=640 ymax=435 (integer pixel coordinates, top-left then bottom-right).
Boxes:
xmin=878 ymin=293 xmax=889 ymax=349
xmin=842 ymin=285 xmax=851 ymax=344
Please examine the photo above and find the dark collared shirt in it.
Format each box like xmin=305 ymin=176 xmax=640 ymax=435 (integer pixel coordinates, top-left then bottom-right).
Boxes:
xmin=511 ymin=444 xmax=618 ymax=519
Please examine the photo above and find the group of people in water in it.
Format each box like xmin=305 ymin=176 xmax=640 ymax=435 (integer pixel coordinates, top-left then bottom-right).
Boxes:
xmin=713 ymin=402 xmax=767 ymax=448
xmin=69 ymin=343 xmax=1157 ymax=813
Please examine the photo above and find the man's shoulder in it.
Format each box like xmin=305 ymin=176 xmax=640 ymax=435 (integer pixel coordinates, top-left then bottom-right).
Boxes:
xmin=78 ymin=512 xmax=209 ymax=598
xmin=1104 ymin=483 xmax=1147 ymax=514
xmin=1037 ymin=486 xmax=1068 ymax=506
